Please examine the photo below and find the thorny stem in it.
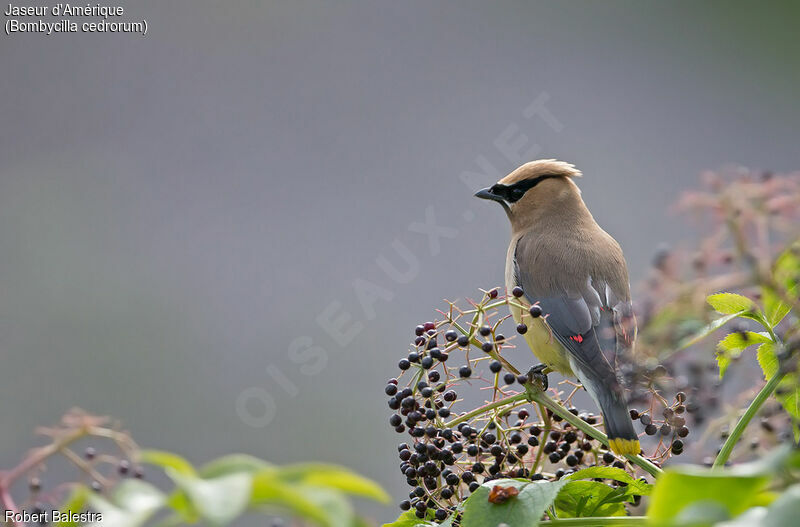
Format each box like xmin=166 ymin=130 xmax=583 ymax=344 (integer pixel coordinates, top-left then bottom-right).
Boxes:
xmin=712 ymin=370 xmax=786 ymax=469
xmin=444 ymin=392 xmax=529 ymax=429
xmin=530 ymin=402 xmax=551 ymax=474
xmin=444 ymin=387 xmax=663 ymax=477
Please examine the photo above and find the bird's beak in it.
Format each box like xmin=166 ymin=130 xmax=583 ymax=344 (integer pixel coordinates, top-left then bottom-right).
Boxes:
xmin=474 ymin=187 xmax=505 ymax=203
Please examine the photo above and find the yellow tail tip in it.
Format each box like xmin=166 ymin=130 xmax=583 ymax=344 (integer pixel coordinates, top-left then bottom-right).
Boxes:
xmin=609 ymin=438 xmax=641 ymax=456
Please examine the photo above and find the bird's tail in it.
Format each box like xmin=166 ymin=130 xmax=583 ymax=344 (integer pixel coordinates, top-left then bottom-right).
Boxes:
xmin=570 ymin=358 xmax=640 ymax=456
xmin=600 ymin=394 xmax=641 ymax=456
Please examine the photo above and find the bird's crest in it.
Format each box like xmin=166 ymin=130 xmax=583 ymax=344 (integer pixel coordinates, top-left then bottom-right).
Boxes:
xmin=499 ymin=159 xmax=582 ymax=186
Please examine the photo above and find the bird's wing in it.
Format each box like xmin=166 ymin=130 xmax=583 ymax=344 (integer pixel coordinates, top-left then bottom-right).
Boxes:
xmin=513 ymin=234 xmax=634 ymax=383
xmin=513 ymin=232 xmax=640 ymax=452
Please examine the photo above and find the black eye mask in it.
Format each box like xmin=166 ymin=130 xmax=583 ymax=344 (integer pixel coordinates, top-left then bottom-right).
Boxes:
xmin=490 ymin=175 xmax=560 ymax=203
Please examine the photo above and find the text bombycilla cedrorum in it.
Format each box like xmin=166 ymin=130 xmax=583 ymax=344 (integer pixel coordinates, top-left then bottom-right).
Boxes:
xmin=475 ymin=159 xmax=640 ymax=456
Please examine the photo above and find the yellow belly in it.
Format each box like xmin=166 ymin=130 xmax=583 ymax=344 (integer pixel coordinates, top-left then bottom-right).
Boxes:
xmin=509 ymin=296 xmax=574 ymax=375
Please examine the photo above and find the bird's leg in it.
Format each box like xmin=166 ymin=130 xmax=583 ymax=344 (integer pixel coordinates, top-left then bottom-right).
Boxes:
xmin=526 ymin=364 xmax=551 ymax=391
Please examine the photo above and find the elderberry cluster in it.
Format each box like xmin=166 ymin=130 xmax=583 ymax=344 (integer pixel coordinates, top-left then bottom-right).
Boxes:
xmin=385 ymin=289 xmax=669 ymax=521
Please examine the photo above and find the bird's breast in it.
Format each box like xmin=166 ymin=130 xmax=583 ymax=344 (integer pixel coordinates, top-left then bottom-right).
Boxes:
xmin=506 ymin=285 xmax=574 ymax=376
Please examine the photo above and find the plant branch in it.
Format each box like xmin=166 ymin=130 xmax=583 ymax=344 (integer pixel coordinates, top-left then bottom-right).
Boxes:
xmin=712 ymin=370 xmax=786 ymax=469
xmin=528 ymin=388 xmax=663 ymax=478
xmin=443 ymin=392 xmax=529 ymax=429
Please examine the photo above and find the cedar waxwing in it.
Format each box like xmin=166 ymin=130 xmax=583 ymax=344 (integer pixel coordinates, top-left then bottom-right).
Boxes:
xmin=475 ymin=159 xmax=640 ymax=456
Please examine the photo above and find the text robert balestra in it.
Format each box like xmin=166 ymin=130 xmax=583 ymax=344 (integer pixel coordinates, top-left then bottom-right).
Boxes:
xmin=4 ymin=509 xmax=103 ymax=524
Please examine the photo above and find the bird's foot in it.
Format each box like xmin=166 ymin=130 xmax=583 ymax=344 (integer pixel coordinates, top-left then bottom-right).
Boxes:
xmin=526 ymin=364 xmax=550 ymax=391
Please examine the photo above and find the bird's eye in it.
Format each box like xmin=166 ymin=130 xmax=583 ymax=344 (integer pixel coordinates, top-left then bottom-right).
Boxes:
xmin=510 ymin=188 xmax=525 ymax=202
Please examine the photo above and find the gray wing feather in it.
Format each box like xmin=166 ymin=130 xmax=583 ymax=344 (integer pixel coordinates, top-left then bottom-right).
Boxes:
xmin=513 ymin=238 xmax=624 ymax=379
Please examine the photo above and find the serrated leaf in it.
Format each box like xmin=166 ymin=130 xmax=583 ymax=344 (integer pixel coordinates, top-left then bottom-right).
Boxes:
xmin=716 ymin=331 xmax=771 ymax=378
xmin=167 ymin=469 xmax=251 ymax=526
xmin=708 ymin=293 xmax=755 ymax=315
xmin=717 ymin=331 xmax=771 ymax=352
xmin=555 ymin=480 xmax=628 ymax=518
xmin=757 ymin=342 xmax=780 ymax=378
xmin=140 ymin=450 xmax=196 ymax=476
xmin=566 ymin=466 xmax=652 ymax=495
xmin=717 ymin=353 xmax=733 ymax=379
xmin=461 ymin=478 xmax=567 ymax=527
xmin=276 ymin=463 xmax=390 ymax=503
xmin=757 ymin=342 xmax=800 ymax=420
xmin=763 ymin=287 xmax=792 ymax=327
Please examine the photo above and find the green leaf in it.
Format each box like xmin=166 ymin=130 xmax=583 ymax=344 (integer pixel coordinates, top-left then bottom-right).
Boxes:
xmin=167 ymin=468 xmax=251 ymax=526
xmin=199 ymin=454 xmax=271 ymax=478
xmin=301 ymin=487 xmax=356 ymax=527
xmin=707 ymin=293 xmax=755 ymax=315
xmin=251 ymin=470 xmax=346 ymax=527
xmin=763 ymin=287 xmax=792 ymax=327
xmin=678 ymin=313 xmax=741 ymax=350
xmin=85 ymin=479 xmax=165 ymax=527
xmin=673 ymin=501 xmax=733 ymax=524
xmin=717 ymin=354 xmax=734 ymax=380
xmin=760 ymin=483 xmax=800 ymax=526
xmin=555 ymin=480 xmax=628 ymax=518
xmin=163 ymin=491 xmax=200 ymax=523
xmin=647 ymin=465 xmax=769 ymax=522
xmin=276 ymin=463 xmax=390 ymax=503
xmin=140 ymin=450 xmax=197 ymax=476
xmin=716 ymin=331 xmax=772 ymax=377
xmin=717 ymin=331 xmax=771 ymax=352
xmin=382 ymin=511 xmax=433 ymax=527
xmin=566 ymin=466 xmax=652 ymax=495
xmin=757 ymin=342 xmax=780 ymax=378
xmin=56 ymin=485 xmax=89 ymax=527
xmin=757 ymin=342 xmax=800 ymax=420
xmin=774 ymin=241 xmax=800 ymax=292
xmin=461 ymin=478 xmax=567 ymax=527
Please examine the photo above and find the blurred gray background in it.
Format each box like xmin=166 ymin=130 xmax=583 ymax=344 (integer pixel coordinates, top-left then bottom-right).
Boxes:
xmin=1 ymin=1 xmax=798 ymax=523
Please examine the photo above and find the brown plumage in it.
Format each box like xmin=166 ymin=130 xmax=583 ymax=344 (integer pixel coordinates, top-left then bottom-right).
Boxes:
xmin=476 ymin=159 xmax=640 ymax=456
